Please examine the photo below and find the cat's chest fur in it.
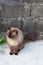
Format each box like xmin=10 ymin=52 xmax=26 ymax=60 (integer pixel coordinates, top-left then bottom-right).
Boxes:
xmin=7 ymin=37 xmax=18 ymax=46
xmin=7 ymin=29 xmax=24 ymax=47
xmin=7 ymin=34 xmax=24 ymax=46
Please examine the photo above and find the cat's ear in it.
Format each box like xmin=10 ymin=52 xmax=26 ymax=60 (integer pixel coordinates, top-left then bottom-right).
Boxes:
xmin=15 ymin=30 xmax=18 ymax=34
xmin=7 ymin=27 xmax=10 ymax=34
xmin=8 ymin=27 xmax=11 ymax=30
xmin=13 ymin=30 xmax=18 ymax=35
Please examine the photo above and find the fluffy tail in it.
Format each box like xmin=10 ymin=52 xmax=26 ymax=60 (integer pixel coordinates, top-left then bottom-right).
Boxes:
xmin=24 ymin=33 xmax=37 ymax=43
xmin=24 ymin=34 xmax=30 ymax=43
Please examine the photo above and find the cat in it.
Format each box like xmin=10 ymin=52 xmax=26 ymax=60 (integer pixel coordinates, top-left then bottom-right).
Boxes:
xmin=6 ymin=27 xmax=25 ymax=55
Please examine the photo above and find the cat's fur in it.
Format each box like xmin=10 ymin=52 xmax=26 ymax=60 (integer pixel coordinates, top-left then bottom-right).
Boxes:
xmin=6 ymin=27 xmax=25 ymax=55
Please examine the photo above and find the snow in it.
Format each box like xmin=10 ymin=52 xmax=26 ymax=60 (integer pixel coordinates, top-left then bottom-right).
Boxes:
xmin=0 ymin=40 xmax=43 ymax=65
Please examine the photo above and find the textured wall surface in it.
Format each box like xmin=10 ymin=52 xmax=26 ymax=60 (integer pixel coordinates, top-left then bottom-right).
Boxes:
xmin=0 ymin=0 xmax=43 ymax=35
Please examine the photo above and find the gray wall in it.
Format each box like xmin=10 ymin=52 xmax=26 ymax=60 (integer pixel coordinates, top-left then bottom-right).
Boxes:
xmin=0 ymin=0 xmax=43 ymax=35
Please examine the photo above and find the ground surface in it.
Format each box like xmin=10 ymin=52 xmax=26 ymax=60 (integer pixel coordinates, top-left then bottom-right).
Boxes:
xmin=0 ymin=40 xmax=43 ymax=65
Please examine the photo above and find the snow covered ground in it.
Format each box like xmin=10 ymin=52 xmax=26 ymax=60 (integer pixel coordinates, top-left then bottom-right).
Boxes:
xmin=0 ymin=40 xmax=43 ymax=65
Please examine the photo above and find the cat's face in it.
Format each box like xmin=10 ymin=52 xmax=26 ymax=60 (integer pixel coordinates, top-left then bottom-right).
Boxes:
xmin=7 ymin=27 xmax=18 ymax=39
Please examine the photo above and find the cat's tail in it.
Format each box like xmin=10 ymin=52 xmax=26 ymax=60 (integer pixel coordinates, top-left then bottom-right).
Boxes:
xmin=24 ymin=34 xmax=30 ymax=43
xmin=24 ymin=33 xmax=36 ymax=43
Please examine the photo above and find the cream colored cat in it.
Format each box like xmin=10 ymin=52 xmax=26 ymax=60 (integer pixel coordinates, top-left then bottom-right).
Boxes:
xmin=6 ymin=27 xmax=24 ymax=55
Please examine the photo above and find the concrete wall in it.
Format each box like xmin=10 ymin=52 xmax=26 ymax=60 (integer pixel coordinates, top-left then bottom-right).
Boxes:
xmin=0 ymin=0 xmax=43 ymax=35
